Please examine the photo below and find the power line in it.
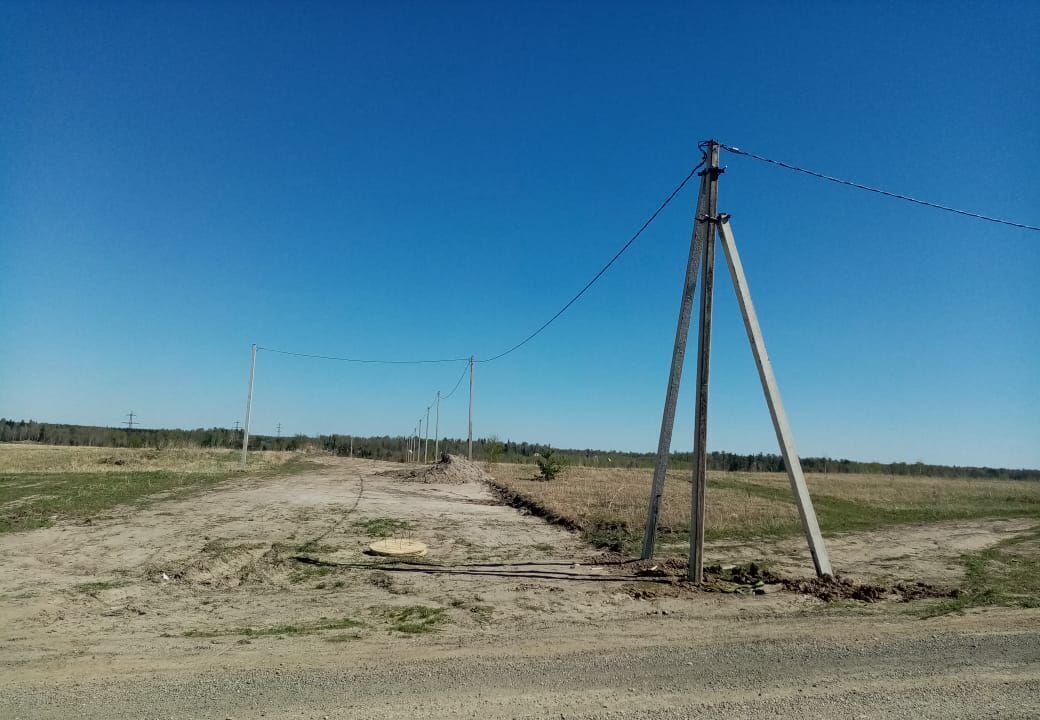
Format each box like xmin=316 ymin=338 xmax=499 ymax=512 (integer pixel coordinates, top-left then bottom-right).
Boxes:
xmin=440 ymin=363 xmax=469 ymax=400
xmin=257 ymin=346 xmax=469 ymax=364
xmin=719 ymin=143 xmax=1040 ymax=233
xmin=477 ymin=158 xmax=707 ymax=363
xmin=255 ymin=159 xmax=706 ymax=367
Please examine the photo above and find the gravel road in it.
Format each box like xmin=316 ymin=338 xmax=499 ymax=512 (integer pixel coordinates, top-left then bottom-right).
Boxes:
xmin=4 ymin=613 xmax=1038 ymax=719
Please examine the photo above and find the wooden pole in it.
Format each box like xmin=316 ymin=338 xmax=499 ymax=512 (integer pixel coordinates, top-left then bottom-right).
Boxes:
xmin=716 ymin=216 xmax=833 ymax=577
xmin=689 ymin=141 xmax=721 ymax=583
xmin=640 ymin=158 xmax=711 ymax=559
xmin=468 ymin=356 xmax=474 ymax=461
xmin=240 ymin=343 xmax=257 ymax=467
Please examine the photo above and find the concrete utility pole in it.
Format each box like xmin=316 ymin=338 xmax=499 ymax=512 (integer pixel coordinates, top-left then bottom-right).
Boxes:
xmin=417 ymin=418 xmax=423 ymax=464
xmin=349 ymin=435 xmax=353 ymax=458
xmin=423 ymin=406 xmax=430 ymax=463
xmin=122 ymin=411 xmax=137 ymax=431
xmin=641 ymin=147 xmax=713 ymax=560
xmin=434 ymin=391 xmax=440 ymax=459
xmin=241 ymin=343 xmax=257 ymax=467
xmin=640 ymin=140 xmax=832 ymax=581
xmin=468 ymin=355 xmax=474 ymax=461
xmin=688 ymin=141 xmax=722 ymax=583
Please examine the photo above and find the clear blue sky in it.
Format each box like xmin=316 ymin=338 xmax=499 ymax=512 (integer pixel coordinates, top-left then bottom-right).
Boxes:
xmin=2 ymin=2 xmax=1037 ymax=468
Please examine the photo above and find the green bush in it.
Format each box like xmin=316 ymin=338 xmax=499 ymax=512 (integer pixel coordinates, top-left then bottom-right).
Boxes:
xmin=536 ymin=447 xmax=564 ymax=481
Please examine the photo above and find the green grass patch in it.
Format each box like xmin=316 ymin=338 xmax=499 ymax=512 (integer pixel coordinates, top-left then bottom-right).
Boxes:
xmin=72 ymin=579 xmax=130 ymax=594
xmin=351 ymin=517 xmax=414 ymax=538
xmin=0 ymin=470 xmax=228 ymax=533
xmin=919 ymin=528 xmax=1040 ymax=617
xmin=324 ymin=632 xmax=363 ymax=642
xmin=184 ymin=616 xmax=364 ymax=638
xmin=288 ymin=564 xmax=335 ymax=584
xmin=0 ymin=455 xmax=317 ymax=534
xmin=714 ymin=477 xmax=1040 ymax=537
xmin=378 ymin=604 xmax=449 ymax=634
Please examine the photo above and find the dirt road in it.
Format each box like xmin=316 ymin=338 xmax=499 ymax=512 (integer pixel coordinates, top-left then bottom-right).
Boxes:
xmin=2 ymin=457 xmax=1037 ymax=718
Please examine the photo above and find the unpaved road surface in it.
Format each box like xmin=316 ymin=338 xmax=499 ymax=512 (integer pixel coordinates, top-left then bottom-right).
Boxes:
xmin=2 ymin=457 xmax=1038 ymax=718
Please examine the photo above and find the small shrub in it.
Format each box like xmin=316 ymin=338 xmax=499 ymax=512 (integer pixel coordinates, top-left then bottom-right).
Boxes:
xmin=536 ymin=447 xmax=564 ymax=481
xmin=486 ymin=435 xmax=503 ymax=466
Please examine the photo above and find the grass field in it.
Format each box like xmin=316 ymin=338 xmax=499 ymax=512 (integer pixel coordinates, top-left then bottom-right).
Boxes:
xmin=0 ymin=444 xmax=316 ymax=533
xmin=489 ymin=463 xmax=1040 ymax=551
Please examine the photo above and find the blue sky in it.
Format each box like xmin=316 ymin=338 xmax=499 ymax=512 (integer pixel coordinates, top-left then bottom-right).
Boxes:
xmin=1 ymin=1 xmax=1037 ymax=468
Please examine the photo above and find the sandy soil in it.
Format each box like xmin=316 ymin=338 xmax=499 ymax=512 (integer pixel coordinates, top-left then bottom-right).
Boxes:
xmin=1 ymin=456 xmax=1037 ymax=718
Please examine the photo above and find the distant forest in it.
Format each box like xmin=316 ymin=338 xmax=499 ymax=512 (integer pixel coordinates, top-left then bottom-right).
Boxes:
xmin=2 ymin=419 xmax=1037 ymax=481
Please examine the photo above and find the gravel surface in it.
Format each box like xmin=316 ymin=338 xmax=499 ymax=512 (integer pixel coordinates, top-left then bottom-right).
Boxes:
xmin=3 ymin=618 xmax=1038 ymax=718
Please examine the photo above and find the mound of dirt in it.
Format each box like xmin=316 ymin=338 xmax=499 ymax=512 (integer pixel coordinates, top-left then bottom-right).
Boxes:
xmin=385 ymin=453 xmax=491 ymax=485
xmin=616 ymin=559 xmax=960 ymax=603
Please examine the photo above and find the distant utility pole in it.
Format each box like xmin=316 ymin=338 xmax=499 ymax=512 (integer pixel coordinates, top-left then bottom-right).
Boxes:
xmin=122 ymin=411 xmax=138 ymax=431
xmin=434 ymin=391 xmax=441 ymax=459
xmin=241 ymin=343 xmax=257 ymax=467
xmin=468 ymin=355 xmax=474 ymax=461
xmin=417 ymin=417 xmax=423 ymax=464
xmin=233 ymin=420 xmax=240 ymax=433
xmin=349 ymin=435 xmax=353 ymax=458
xmin=276 ymin=423 xmax=282 ymax=439
xmin=423 ymin=405 xmax=431 ymax=464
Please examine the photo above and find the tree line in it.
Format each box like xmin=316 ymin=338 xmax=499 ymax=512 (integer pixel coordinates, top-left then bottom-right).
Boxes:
xmin=1 ymin=418 xmax=1036 ymax=480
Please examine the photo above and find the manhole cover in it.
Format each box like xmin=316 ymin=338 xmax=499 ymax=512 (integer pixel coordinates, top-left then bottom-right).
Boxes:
xmin=368 ymin=538 xmax=428 ymax=558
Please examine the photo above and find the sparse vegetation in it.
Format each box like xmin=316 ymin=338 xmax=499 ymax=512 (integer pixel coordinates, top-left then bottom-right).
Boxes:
xmin=489 ymin=464 xmax=1040 ymax=553
xmin=368 ymin=570 xmax=414 ymax=595
xmin=378 ymin=604 xmax=449 ymax=634
xmin=72 ymin=579 xmax=130 ymax=594
xmin=351 ymin=517 xmax=413 ymax=538
xmin=0 ymin=445 xmax=316 ymax=534
xmin=184 ymin=616 xmax=364 ymax=638
xmin=920 ymin=528 xmax=1040 ymax=617
xmin=450 ymin=598 xmax=495 ymax=623
xmin=288 ymin=564 xmax=335 ymax=584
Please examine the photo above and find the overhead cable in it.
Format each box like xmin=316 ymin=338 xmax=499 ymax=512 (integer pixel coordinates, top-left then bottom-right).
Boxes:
xmin=476 ymin=157 xmax=707 ymax=362
xmin=440 ymin=363 xmax=469 ymax=400
xmin=258 ymin=346 xmax=469 ymax=365
xmin=719 ymin=143 xmax=1040 ymax=232
xmin=257 ymin=158 xmax=706 ymax=366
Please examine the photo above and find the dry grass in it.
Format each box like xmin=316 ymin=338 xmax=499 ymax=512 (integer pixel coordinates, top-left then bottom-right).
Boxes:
xmin=490 ymin=464 xmax=796 ymax=539
xmin=0 ymin=444 xmax=300 ymax=474
xmin=488 ymin=464 xmax=1040 ymax=552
